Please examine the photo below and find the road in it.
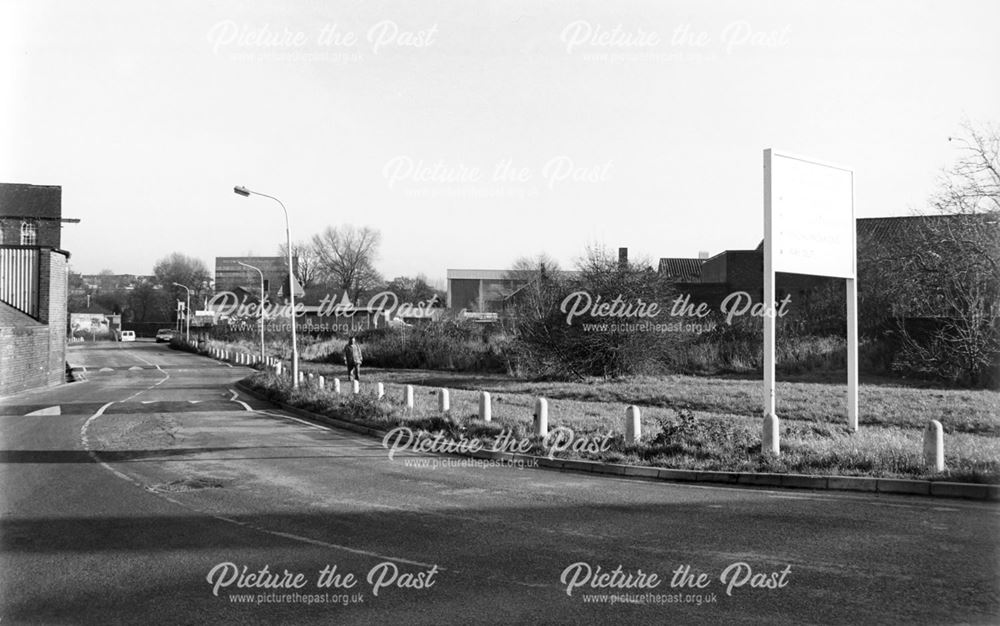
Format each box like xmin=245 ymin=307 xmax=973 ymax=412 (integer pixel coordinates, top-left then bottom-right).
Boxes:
xmin=0 ymin=341 xmax=997 ymax=624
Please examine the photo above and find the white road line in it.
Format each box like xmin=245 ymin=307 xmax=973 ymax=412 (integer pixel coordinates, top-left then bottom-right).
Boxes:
xmin=227 ymin=389 xmax=253 ymax=412
xmin=80 ymin=401 xmax=145 ymax=488
xmin=148 ymin=489 xmax=449 ymax=571
xmin=80 ymin=387 xmax=450 ymax=575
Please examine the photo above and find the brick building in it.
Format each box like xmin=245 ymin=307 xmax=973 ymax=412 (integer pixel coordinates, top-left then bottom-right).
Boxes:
xmin=0 ymin=183 xmax=75 ymax=396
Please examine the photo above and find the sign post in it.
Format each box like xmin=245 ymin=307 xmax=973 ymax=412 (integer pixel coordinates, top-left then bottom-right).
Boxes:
xmin=763 ymin=149 xmax=857 ymax=454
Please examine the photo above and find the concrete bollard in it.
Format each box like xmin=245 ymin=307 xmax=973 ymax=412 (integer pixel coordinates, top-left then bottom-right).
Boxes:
xmin=275 ymin=362 xmax=282 ymax=376
xmin=404 ymin=385 xmax=414 ymax=410
xmin=352 ymin=380 xmax=360 ymax=394
xmin=534 ymin=398 xmax=548 ymax=436
xmin=625 ymin=405 xmax=641 ymax=443
xmin=299 ymin=371 xmax=305 ymax=385
xmin=923 ymin=420 xmax=944 ymax=471
xmin=318 ymin=376 xmax=325 ymax=390
xmin=439 ymin=388 xmax=450 ymax=412
xmin=376 ymin=382 xmax=384 ymax=399
xmin=479 ymin=391 xmax=492 ymax=422
xmin=762 ymin=412 xmax=780 ymax=455
xmin=333 ymin=378 xmax=341 ymax=394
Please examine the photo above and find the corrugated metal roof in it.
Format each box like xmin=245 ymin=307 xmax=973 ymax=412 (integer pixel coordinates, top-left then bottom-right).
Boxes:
xmin=657 ymin=258 xmax=703 ymax=280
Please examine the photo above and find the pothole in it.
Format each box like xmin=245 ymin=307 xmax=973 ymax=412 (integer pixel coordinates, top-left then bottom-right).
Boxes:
xmin=149 ymin=477 xmax=231 ymax=492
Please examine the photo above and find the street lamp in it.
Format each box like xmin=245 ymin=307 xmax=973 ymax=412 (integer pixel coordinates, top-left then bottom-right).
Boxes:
xmin=172 ymin=282 xmax=191 ymax=343
xmin=237 ymin=261 xmax=266 ymax=364
xmin=233 ymin=185 xmax=299 ymax=387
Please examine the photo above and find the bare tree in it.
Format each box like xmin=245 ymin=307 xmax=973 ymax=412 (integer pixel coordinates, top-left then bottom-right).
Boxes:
xmin=278 ymin=240 xmax=323 ymax=290
xmin=880 ymin=122 xmax=1000 ymax=385
xmin=506 ymin=245 xmax=679 ymax=379
xmin=311 ymin=225 xmax=383 ymax=301
xmin=153 ymin=252 xmax=212 ymax=314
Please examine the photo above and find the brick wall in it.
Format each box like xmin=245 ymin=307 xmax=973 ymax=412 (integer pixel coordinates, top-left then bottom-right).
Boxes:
xmin=0 ymin=302 xmax=51 ymax=396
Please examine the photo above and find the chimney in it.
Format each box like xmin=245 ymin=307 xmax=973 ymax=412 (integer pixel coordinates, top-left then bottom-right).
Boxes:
xmin=698 ymin=250 xmax=710 ymax=260
xmin=618 ymin=247 xmax=628 ymax=267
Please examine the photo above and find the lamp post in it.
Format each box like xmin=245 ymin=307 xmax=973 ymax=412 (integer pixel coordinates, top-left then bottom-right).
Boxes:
xmin=237 ymin=261 xmax=266 ymax=364
xmin=172 ymin=282 xmax=191 ymax=343
xmin=233 ymin=185 xmax=299 ymax=387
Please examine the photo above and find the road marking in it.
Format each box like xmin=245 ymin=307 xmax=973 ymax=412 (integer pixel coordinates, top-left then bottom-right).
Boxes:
xmin=24 ymin=406 xmax=61 ymax=416
xmin=148 ymin=488 xmax=450 ymax=571
xmin=99 ymin=367 xmax=114 ymax=372
xmin=128 ymin=366 xmax=143 ymax=371
xmin=80 ymin=394 xmax=450 ymax=575
xmin=227 ymin=389 xmax=253 ymax=412
xmin=80 ymin=401 xmax=145 ymax=488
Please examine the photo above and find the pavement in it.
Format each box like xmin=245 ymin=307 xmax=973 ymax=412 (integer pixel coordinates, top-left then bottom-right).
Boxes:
xmin=0 ymin=340 xmax=997 ymax=625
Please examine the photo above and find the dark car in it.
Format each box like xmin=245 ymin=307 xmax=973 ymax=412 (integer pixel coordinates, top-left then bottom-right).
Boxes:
xmin=155 ymin=328 xmax=177 ymax=343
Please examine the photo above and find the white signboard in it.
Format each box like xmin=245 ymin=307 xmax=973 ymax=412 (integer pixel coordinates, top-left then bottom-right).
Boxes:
xmin=762 ymin=149 xmax=858 ymax=451
xmin=766 ymin=151 xmax=855 ymax=278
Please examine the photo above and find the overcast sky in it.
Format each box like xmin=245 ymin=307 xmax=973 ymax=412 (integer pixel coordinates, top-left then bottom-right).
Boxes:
xmin=3 ymin=0 xmax=998 ymax=282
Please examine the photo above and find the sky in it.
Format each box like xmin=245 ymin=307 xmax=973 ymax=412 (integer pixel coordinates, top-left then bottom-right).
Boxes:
xmin=3 ymin=0 xmax=998 ymax=284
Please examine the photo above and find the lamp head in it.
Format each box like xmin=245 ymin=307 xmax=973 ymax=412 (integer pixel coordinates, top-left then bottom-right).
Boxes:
xmin=234 ymin=185 xmax=251 ymax=197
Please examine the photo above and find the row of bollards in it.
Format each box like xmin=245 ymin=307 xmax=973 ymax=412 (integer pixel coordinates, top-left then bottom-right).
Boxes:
xmin=221 ymin=344 xmax=946 ymax=471
xmin=761 ymin=413 xmax=946 ymax=470
xmin=208 ymin=347 xmax=279 ymax=369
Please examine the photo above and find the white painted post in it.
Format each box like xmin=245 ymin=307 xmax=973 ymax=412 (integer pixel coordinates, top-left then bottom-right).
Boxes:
xmin=439 ymin=388 xmax=450 ymax=412
xmin=318 ymin=376 xmax=325 ymax=390
xmin=534 ymin=398 xmax=548 ymax=436
xmin=625 ymin=405 xmax=641 ymax=443
xmin=275 ymin=362 xmax=282 ymax=376
xmin=762 ymin=413 xmax=780 ymax=455
xmin=847 ymin=276 xmax=859 ymax=431
xmin=404 ymin=385 xmax=414 ymax=409
xmin=333 ymin=378 xmax=341 ymax=394
xmin=762 ymin=149 xmax=779 ymax=455
xmin=479 ymin=391 xmax=491 ymax=422
xmin=923 ymin=420 xmax=944 ymax=471
xmin=299 ymin=371 xmax=305 ymax=385
xmin=352 ymin=379 xmax=360 ymax=394
xmin=376 ymin=382 xmax=384 ymax=399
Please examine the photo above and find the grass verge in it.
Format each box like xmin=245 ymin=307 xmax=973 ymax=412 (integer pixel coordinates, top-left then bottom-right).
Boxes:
xmin=242 ymin=370 xmax=1000 ymax=484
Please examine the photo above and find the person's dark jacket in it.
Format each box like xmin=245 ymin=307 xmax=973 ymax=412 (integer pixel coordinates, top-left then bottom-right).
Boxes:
xmin=344 ymin=342 xmax=362 ymax=365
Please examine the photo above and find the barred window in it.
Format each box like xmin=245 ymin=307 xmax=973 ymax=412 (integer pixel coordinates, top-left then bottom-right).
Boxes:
xmin=20 ymin=221 xmax=38 ymax=245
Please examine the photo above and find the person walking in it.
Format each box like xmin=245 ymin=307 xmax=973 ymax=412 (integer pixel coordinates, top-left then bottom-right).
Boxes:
xmin=344 ymin=336 xmax=363 ymax=382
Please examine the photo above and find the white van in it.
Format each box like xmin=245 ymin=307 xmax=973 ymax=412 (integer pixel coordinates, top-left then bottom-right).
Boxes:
xmin=120 ymin=330 xmax=136 ymax=342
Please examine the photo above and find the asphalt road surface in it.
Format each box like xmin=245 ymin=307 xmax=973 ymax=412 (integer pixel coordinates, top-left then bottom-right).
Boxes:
xmin=0 ymin=341 xmax=997 ymax=625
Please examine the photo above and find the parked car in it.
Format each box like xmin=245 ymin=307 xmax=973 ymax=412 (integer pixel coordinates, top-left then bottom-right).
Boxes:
xmin=120 ymin=330 xmax=136 ymax=342
xmin=155 ymin=328 xmax=176 ymax=343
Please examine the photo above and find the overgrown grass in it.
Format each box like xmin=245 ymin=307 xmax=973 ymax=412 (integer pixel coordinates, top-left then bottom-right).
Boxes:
xmin=243 ymin=370 xmax=1000 ymax=483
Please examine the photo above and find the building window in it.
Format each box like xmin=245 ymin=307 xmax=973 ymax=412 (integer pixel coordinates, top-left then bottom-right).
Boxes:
xmin=20 ymin=221 xmax=38 ymax=245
